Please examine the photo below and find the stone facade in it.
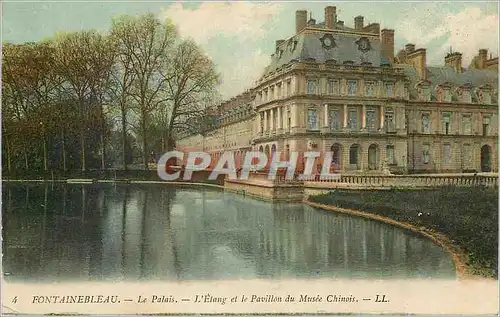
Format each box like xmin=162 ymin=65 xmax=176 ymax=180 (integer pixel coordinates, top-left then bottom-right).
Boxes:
xmin=177 ymin=6 xmax=498 ymax=174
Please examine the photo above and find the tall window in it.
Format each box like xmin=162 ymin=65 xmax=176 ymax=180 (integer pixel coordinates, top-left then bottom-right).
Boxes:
xmin=422 ymin=113 xmax=430 ymax=133
xmin=385 ymin=83 xmax=394 ymax=97
xmin=329 ymin=108 xmax=341 ymax=131
xmin=384 ymin=108 xmax=395 ymax=132
xmin=483 ymin=116 xmax=490 ymax=136
xmin=463 ymin=144 xmax=472 ymax=167
xmin=422 ymin=144 xmax=431 ymax=164
xmin=365 ymin=81 xmax=375 ymax=97
xmin=386 ymin=145 xmax=395 ymax=165
xmin=443 ymin=144 xmax=451 ymax=164
xmin=366 ymin=108 xmax=376 ymax=131
xmin=286 ymin=80 xmax=292 ymax=97
xmin=307 ymin=109 xmax=318 ymax=130
xmin=347 ymin=80 xmax=357 ymax=96
xmin=277 ymin=83 xmax=282 ymax=99
xmin=349 ymin=145 xmax=359 ymax=165
xmin=348 ymin=108 xmax=358 ymax=130
xmin=442 ymin=112 xmax=451 ymax=135
xmin=270 ymin=86 xmax=274 ymax=100
xmin=328 ymin=79 xmax=339 ymax=95
xmin=260 ymin=113 xmax=264 ymax=133
xmin=307 ymin=79 xmax=318 ymax=94
xmin=463 ymin=115 xmax=472 ymax=135
xmin=287 ymin=109 xmax=291 ymax=132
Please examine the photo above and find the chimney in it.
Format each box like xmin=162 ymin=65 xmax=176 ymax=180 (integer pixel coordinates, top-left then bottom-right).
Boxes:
xmin=354 ymin=16 xmax=364 ymax=30
xmin=296 ymin=10 xmax=307 ymax=34
xmin=405 ymin=43 xmax=415 ymax=53
xmin=381 ymin=29 xmax=395 ymax=64
xmin=407 ymin=48 xmax=427 ymax=79
xmin=478 ymin=49 xmax=488 ymax=68
xmin=324 ymin=6 xmax=337 ymax=29
xmin=445 ymin=52 xmax=462 ymax=73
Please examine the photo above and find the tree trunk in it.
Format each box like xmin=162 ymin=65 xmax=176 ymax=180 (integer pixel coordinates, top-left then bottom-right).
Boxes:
xmin=80 ymin=99 xmax=86 ymax=172
xmin=121 ymin=102 xmax=128 ymax=171
xmin=161 ymin=132 xmax=166 ymax=153
xmin=61 ymin=129 xmax=67 ymax=171
xmin=24 ymin=144 xmax=28 ymax=170
xmin=81 ymin=132 xmax=86 ymax=172
xmin=100 ymin=106 xmax=106 ymax=170
xmin=5 ymin=133 xmax=12 ymax=174
xmin=100 ymin=133 xmax=106 ymax=170
xmin=43 ymin=137 xmax=48 ymax=171
xmin=141 ymin=113 xmax=148 ymax=171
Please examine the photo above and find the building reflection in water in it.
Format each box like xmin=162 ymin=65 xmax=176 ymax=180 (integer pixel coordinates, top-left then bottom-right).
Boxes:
xmin=2 ymin=183 xmax=456 ymax=282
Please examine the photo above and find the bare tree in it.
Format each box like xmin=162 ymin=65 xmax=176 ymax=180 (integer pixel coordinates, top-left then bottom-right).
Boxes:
xmin=54 ymin=31 xmax=115 ymax=171
xmin=160 ymin=40 xmax=220 ymax=150
xmin=107 ymin=36 xmax=136 ymax=170
xmin=111 ymin=14 xmax=177 ymax=170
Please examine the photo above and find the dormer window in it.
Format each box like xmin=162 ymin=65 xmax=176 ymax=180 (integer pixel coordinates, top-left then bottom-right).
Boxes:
xmin=436 ymin=83 xmax=452 ymax=103
xmin=421 ymin=87 xmax=430 ymax=101
xmin=461 ymin=90 xmax=471 ymax=103
xmin=444 ymin=89 xmax=451 ymax=102
xmin=416 ymin=80 xmax=432 ymax=101
xmin=457 ymin=83 xmax=473 ymax=103
xmin=477 ymin=84 xmax=493 ymax=105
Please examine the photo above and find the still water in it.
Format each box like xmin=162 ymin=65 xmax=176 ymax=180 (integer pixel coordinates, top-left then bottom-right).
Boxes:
xmin=2 ymin=183 xmax=456 ymax=282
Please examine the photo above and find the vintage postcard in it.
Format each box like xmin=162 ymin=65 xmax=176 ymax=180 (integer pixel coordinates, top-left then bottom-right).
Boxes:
xmin=1 ymin=1 xmax=499 ymax=315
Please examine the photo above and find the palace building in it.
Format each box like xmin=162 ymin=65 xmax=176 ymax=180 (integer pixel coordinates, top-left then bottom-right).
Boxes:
xmin=177 ymin=6 xmax=498 ymax=174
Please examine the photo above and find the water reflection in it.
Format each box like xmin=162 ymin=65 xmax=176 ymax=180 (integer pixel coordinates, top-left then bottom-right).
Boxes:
xmin=2 ymin=183 xmax=456 ymax=282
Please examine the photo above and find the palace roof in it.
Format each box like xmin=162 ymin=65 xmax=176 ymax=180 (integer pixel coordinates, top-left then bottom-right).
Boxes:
xmin=262 ymin=31 xmax=387 ymax=76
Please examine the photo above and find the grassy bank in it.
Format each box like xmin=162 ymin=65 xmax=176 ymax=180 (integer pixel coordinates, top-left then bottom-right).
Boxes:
xmin=308 ymin=186 xmax=498 ymax=278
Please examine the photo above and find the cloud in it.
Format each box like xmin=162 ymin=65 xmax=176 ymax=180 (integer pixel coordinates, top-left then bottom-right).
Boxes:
xmin=397 ymin=6 xmax=499 ymax=66
xmin=439 ymin=7 xmax=499 ymax=65
xmin=218 ymin=49 xmax=270 ymax=99
xmin=160 ymin=2 xmax=282 ymax=44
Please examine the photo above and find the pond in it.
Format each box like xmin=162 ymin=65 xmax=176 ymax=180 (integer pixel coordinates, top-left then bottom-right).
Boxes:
xmin=2 ymin=183 xmax=456 ymax=282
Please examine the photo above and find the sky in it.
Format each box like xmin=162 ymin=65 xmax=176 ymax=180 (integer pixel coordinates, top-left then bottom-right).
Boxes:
xmin=2 ymin=1 xmax=499 ymax=99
